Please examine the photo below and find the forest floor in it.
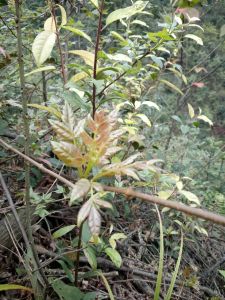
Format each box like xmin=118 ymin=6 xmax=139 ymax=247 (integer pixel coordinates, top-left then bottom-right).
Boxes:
xmin=0 ymin=158 xmax=225 ymax=300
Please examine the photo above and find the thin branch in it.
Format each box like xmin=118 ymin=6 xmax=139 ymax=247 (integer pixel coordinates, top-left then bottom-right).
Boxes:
xmin=92 ymin=0 xmax=104 ymax=118
xmin=0 ymin=172 xmax=30 ymax=249
xmin=15 ymin=0 xmax=48 ymax=292
xmin=0 ymin=14 xmax=31 ymax=53
xmin=97 ymin=39 xmax=163 ymax=97
xmin=42 ymin=71 xmax=48 ymax=102
xmin=1 ymin=138 xmax=225 ymax=226
xmin=103 ymin=186 xmax=225 ymax=226
xmin=50 ymin=2 xmax=67 ymax=85
xmin=15 ymin=0 xmax=32 ymax=244
xmin=0 ymin=138 xmax=74 ymax=188
xmin=74 ymin=221 xmax=84 ymax=287
xmin=187 ymin=41 xmax=222 ymax=74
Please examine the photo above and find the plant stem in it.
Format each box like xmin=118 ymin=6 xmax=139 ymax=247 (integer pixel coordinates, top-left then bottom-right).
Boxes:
xmin=0 ymin=172 xmax=31 ymax=249
xmin=92 ymin=0 xmax=104 ymax=119
xmin=74 ymin=221 xmax=84 ymax=287
xmin=15 ymin=1 xmax=48 ymax=297
xmin=51 ymin=1 xmax=67 ymax=85
xmin=42 ymin=71 xmax=47 ymax=103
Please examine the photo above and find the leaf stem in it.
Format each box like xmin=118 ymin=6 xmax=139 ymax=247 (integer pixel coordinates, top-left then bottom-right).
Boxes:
xmin=83 ymin=160 xmax=94 ymax=178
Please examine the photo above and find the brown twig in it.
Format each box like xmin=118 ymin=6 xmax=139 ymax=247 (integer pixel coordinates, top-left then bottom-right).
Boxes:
xmin=1 ymin=138 xmax=225 ymax=226
xmin=92 ymin=0 xmax=104 ymax=118
xmin=0 ymin=172 xmax=30 ymax=250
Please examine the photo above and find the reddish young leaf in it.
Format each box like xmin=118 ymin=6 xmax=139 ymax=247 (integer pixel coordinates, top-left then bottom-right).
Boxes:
xmin=192 ymin=82 xmax=205 ymax=88
xmin=51 ymin=141 xmax=84 ymax=167
xmin=49 ymin=120 xmax=75 ymax=142
xmin=70 ymin=178 xmax=91 ymax=205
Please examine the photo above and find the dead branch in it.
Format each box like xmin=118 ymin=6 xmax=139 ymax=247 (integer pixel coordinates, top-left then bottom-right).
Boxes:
xmin=1 ymin=137 xmax=225 ymax=226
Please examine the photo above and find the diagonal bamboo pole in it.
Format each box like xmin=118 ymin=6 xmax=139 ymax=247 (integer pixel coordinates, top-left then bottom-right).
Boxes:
xmin=1 ymin=138 xmax=225 ymax=226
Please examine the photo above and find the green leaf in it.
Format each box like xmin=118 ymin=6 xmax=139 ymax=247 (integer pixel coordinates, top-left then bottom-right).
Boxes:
xmin=136 ymin=114 xmax=151 ymax=126
xmin=180 ymin=190 xmax=200 ymax=205
xmin=194 ymin=225 xmax=208 ymax=236
xmin=83 ymin=292 xmax=98 ymax=300
xmin=57 ymin=4 xmax=67 ymax=26
xmin=184 ymin=34 xmax=203 ymax=46
xmin=57 ymin=260 xmax=74 ymax=282
xmin=197 ymin=115 xmax=213 ymax=126
xmin=83 ymin=246 xmax=97 ymax=270
xmin=177 ymin=0 xmax=201 ymax=8
xmin=70 ymin=71 xmax=89 ymax=83
xmin=142 ymin=101 xmax=160 ymax=110
xmin=188 ymin=103 xmax=195 ymax=118
xmin=176 ymin=181 xmax=183 ymax=191
xmin=51 ymin=279 xmax=83 ymax=300
xmin=69 ymin=50 xmax=95 ymax=67
xmin=0 ymin=284 xmax=32 ymax=292
xmin=82 ymin=221 xmax=92 ymax=244
xmin=158 ymin=190 xmax=173 ymax=200
xmin=70 ymin=179 xmax=91 ymax=206
xmin=25 ymin=65 xmax=56 ymax=77
xmin=110 ymin=31 xmax=126 ymax=42
xmin=107 ymin=53 xmax=132 ymax=63
xmin=106 ymin=1 xmax=148 ymax=26
xmin=150 ymin=55 xmax=164 ymax=68
xmin=63 ymin=26 xmax=92 ymax=43
xmin=167 ymin=67 xmax=187 ymax=84
xmin=105 ymin=247 xmax=122 ymax=268
xmin=219 ymin=270 xmax=225 ymax=278
xmin=28 ymin=103 xmax=62 ymax=118
xmin=131 ymin=19 xmax=148 ymax=27
xmin=89 ymin=0 xmax=99 ymax=9
xmin=44 ymin=17 xmax=57 ymax=32
xmin=32 ymin=31 xmax=56 ymax=66
xmin=53 ymin=225 xmax=76 ymax=239
xmin=62 ymin=90 xmax=90 ymax=111
xmin=220 ymin=24 xmax=225 ymax=38
xmin=188 ymin=24 xmax=204 ymax=31
xmin=96 ymin=67 xmax=119 ymax=79
xmin=160 ymin=79 xmax=183 ymax=95
xmin=109 ymin=233 xmax=127 ymax=249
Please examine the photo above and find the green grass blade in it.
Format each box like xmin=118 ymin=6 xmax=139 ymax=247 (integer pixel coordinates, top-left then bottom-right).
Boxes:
xmin=165 ymin=232 xmax=184 ymax=300
xmin=0 ymin=284 xmax=32 ymax=292
xmin=97 ymin=270 xmax=115 ymax=300
xmin=154 ymin=205 xmax=164 ymax=300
